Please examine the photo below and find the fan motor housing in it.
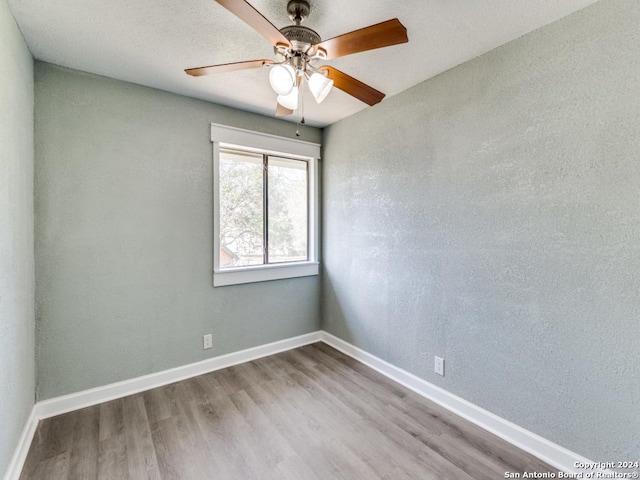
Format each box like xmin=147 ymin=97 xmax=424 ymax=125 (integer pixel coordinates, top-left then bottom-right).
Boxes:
xmin=280 ymin=25 xmax=321 ymax=53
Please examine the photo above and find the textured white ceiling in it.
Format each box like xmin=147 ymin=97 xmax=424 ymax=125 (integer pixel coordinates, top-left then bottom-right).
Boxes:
xmin=9 ymin=0 xmax=599 ymax=127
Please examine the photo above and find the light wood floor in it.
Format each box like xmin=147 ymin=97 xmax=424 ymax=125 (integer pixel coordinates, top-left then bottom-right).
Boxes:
xmin=21 ymin=343 xmax=557 ymax=479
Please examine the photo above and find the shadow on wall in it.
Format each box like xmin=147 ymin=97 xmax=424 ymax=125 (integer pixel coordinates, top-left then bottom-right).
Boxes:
xmin=321 ymin=268 xmax=353 ymax=343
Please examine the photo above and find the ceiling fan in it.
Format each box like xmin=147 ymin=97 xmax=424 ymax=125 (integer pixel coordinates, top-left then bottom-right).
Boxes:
xmin=185 ymin=0 xmax=408 ymax=121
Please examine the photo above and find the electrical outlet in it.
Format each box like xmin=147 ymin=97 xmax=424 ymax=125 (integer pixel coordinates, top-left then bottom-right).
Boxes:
xmin=203 ymin=334 xmax=213 ymax=350
xmin=434 ymin=356 xmax=445 ymax=376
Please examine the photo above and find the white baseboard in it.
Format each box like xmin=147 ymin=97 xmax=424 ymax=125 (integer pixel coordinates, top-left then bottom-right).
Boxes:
xmin=319 ymin=331 xmax=608 ymax=476
xmin=16 ymin=329 xmax=608 ymax=479
xmin=3 ymin=406 xmax=38 ymax=480
xmin=37 ymin=331 xmax=322 ymax=420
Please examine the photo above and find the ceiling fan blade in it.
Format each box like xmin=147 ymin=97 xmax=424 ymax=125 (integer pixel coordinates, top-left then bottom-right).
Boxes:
xmin=185 ymin=59 xmax=274 ymax=77
xmin=275 ymin=103 xmax=294 ymax=116
xmin=319 ymin=66 xmax=385 ymax=106
xmin=315 ymin=18 xmax=408 ymax=60
xmin=214 ymin=0 xmax=290 ymax=47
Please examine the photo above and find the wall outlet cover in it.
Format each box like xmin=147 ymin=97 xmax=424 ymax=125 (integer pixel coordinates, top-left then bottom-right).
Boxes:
xmin=434 ymin=356 xmax=445 ymax=376
xmin=203 ymin=334 xmax=213 ymax=350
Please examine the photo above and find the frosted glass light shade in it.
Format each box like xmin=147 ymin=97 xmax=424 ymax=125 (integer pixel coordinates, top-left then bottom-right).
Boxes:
xmin=277 ymin=86 xmax=299 ymax=110
xmin=269 ymin=64 xmax=296 ymax=96
xmin=308 ymin=72 xmax=333 ymax=104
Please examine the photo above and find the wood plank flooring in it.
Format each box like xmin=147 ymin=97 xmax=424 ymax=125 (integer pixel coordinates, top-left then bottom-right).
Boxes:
xmin=20 ymin=343 xmax=558 ymax=479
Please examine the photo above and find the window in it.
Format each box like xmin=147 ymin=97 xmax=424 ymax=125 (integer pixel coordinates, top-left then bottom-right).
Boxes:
xmin=219 ymin=150 xmax=308 ymax=266
xmin=211 ymin=124 xmax=319 ymax=286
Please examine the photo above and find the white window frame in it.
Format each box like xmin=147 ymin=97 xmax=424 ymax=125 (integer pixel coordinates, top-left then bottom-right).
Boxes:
xmin=211 ymin=123 xmax=320 ymax=287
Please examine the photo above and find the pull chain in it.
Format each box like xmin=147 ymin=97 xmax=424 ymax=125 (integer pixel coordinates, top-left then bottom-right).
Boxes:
xmin=296 ymin=79 xmax=304 ymax=136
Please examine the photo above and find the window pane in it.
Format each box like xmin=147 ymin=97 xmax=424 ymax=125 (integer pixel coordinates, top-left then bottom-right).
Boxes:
xmin=219 ymin=149 xmax=264 ymax=268
xmin=267 ymin=157 xmax=308 ymax=263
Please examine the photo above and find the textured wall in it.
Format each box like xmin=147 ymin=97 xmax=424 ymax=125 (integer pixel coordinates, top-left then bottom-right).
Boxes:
xmin=0 ymin=0 xmax=35 ymax=476
xmin=35 ymin=63 xmax=321 ymax=400
xmin=322 ymin=0 xmax=640 ymax=462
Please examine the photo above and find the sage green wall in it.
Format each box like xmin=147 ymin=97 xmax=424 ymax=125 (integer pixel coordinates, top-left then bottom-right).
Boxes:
xmin=322 ymin=0 xmax=639 ymax=462
xmin=35 ymin=62 xmax=321 ymax=400
xmin=0 ymin=0 xmax=35 ymax=475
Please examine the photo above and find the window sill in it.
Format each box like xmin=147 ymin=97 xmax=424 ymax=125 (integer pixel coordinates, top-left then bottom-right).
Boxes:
xmin=213 ymin=262 xmax=319 ymax=287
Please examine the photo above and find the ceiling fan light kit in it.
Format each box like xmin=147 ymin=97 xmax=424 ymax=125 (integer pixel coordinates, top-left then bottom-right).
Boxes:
xmin=269 ymin=63 xmax=296 ymax=96
xmin=277 ymin=86 xmax=299 ymax=111
xmin=186 ymin=0 xmax=408 ymax=125
xmin=307 ymin=72 xmax=333 ymax=104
